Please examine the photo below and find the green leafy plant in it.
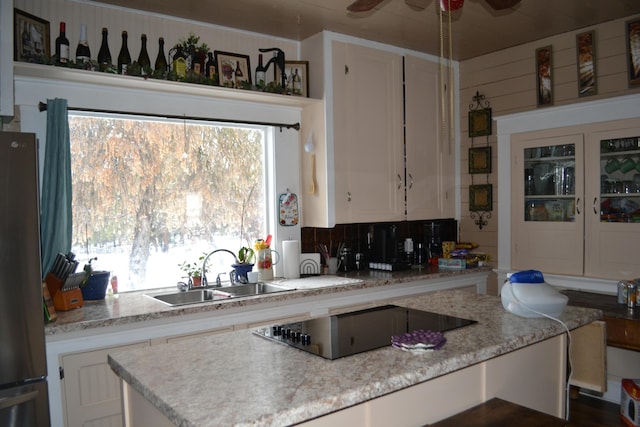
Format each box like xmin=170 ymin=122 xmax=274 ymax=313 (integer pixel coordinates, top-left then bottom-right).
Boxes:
xmin=80 ymin=257 xmax=98 ymax=287
xmin=237 ymin=247 xmax=255 ymax=264
xmin=178 ymin=253 xmax=207 ymax=277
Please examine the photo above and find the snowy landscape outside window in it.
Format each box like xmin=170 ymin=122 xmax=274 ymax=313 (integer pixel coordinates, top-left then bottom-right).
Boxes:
xmin=69 ymin=113 xmax=267 ymax=292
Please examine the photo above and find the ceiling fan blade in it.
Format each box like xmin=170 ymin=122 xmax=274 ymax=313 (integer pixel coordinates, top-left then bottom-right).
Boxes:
xmin=484 ymin=0 xmax=521 ymax=10
xmin=405 ymin=0 xmax=429 ymax=11
xmin=347 ymin=0 xmax=385 ymax=12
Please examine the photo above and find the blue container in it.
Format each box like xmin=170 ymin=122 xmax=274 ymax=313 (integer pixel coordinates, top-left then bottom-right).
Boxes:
xmin=81 ymin=271 xmax=111 ymax=300
xmin=232 ymin=263 xmax=254 ymax=283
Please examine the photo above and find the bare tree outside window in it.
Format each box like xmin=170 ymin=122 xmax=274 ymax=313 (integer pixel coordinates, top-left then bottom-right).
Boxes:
xmin=69 ymin=114 xmax=266 ymax=292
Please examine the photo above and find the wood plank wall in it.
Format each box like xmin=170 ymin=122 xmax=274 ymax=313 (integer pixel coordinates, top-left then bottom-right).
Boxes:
xmin=459 ymin=14 xmax=640 ymax=293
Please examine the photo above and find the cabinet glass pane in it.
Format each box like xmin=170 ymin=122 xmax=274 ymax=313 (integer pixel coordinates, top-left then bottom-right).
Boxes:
xmin=523 ymin=143 xmax=576 ymax=222
xmin=599 ymin=136 xmax=640 ymax=222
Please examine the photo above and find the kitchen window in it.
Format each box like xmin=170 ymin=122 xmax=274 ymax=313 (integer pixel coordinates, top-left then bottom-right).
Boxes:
xmin=69 ymin=112 xmax=268 ymax=292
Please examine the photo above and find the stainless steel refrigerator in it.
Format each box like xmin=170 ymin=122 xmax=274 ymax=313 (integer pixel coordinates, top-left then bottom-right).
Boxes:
xmin=0 ymin=132 xmax=50 ymax=426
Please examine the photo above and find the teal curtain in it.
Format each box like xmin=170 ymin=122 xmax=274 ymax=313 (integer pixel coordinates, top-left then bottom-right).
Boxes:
xmin=40 ymin=98 xmax=72 ymax=278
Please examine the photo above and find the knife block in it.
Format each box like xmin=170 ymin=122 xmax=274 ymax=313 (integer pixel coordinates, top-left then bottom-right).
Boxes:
xmin=45 ymin=273 xmax=83 ymax=311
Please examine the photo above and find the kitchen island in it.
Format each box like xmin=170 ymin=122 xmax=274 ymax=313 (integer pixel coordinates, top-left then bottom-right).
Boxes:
xmin=108 ymin=289 xmax=601 ymax=426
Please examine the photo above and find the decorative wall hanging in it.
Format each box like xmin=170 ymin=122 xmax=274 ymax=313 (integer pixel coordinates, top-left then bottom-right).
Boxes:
xmin=278 ymin=190 xmax=299 ymax=226
xmin=576 ymin=30 xmax=597 ymax=96
xmin=469 ymin=184 xmax=492 ymax=212
xmin=469 ymin=146 xmax=492 ymax=174
xmin=468 ymin=108 xmax=492 ymax=137
xmin=14 ymin=9 xmax=50 ymax=63
xmin=626 ymin=19 xmax=640 ymax=87
xmin=536 ymin=45 xmax=553 ymax=107
xmin=468 ymin=91 xmax=493 ymax=230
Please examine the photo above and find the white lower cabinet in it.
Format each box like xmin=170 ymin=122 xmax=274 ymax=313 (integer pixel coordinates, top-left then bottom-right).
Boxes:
xmin=61 ymin=341 xmax=150 ymax=427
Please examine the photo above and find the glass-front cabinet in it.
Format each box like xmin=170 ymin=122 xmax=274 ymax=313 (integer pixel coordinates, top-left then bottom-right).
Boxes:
xmin=512 ymin=118 xmax=640 ymax=280
xmin=598 ymin=136 xmax=640 ymax=223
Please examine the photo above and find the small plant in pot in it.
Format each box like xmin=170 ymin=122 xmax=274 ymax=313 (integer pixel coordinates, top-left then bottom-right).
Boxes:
xmin=232 ymin=247 xmax=255 ymax=283
xmin=178 ymin=254 xmax=207 ymax=287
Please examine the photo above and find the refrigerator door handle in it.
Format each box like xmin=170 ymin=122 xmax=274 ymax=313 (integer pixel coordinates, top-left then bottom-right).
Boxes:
xmin=0 ymin=390 xmax=39 ymax=410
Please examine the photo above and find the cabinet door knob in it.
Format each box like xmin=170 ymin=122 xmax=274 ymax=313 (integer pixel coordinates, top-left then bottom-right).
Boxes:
xmin=593 ymin=197 xmax=597 ymax=215
xmin=397 ymin=174 xmax=402 ymax=190
xmin=408 ymin=173 xmax=414 ymax=190
xmin=347 ymin=192 xmax=352 ymax=202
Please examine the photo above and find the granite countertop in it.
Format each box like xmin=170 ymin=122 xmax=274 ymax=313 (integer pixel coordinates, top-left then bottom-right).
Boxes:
xmin=45 ymin=266 xmax=491 ymax=335
xmin=108 ymin=289 xmax=601 ymax=427
xmin=562 ymin=289 xmax=640 ymax=321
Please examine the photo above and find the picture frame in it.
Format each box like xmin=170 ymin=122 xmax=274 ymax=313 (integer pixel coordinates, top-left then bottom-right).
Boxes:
xmin=468 ymin=108 xmax=492 ymax=137
xmin=576 ymin=30 xmax=597 ymax=96
xmin=469 ymin=184 xmax=493 ymax=212
xmin=469 ymin=146 xmax=492 ymax=174
xmin=535 ymin=45 xmax=553 ymax=107
xmin=626 ymin=19 xmax=640 ymax=87
xmin=276 ymin=60 xmax=310 ymax=97
xmin=213 ymin=51 xmax=252 ymax=88
xmin=14 ymin=8 xmax=50 ymax=63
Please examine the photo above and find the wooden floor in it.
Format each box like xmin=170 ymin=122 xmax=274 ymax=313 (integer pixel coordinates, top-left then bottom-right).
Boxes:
xmin=569 ymin=393 xmax=624 ymax=427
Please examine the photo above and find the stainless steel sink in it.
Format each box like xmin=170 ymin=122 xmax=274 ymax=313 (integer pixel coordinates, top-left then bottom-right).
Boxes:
xmin=147 ymin=288 xmax=234 ymax=306
xmin=215 ymin=283 xmax=293 ymax=297
xmin=146 ymin=283 xmax=294 ymax=306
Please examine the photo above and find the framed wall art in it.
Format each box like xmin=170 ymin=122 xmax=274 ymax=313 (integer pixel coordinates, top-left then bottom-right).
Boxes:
xmin=14 ymin=8 xmax=50 ymax=63
xmin=535 ymin=45 xmax=553 ymax=107
xmin=213 ymin=51 xmax=252 ymax=88
xmin=276 ymin=60 xmax=309 ymax=97
xmin=468 ymin=108 xmax=492 ymax=137
xmin=469 ymin=146 xmax=492 ymax=174
xmin=469 ymin=184 xmax=493 ymax=212
xmin=576 ymin=30 xmax=597 ymax=96
xmin=626 ymin=19 xmax=640 ymax=87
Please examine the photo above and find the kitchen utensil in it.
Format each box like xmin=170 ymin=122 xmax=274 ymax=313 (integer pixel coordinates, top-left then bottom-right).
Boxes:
xmin=304 ymin=132 xmax=317 ymax=195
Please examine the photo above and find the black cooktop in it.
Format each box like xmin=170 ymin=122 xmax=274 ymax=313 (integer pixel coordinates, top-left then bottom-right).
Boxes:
xmin=254 ymin=304 xmax=477 ymax=360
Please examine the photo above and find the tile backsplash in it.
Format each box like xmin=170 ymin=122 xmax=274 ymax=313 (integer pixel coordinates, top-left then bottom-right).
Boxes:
xmin=301 ymin=219 xmax=457 ymax=258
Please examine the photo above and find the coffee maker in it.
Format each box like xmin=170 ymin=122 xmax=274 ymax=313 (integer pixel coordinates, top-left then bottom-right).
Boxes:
xmin=424 ymin=222 xmax=443 ymax=265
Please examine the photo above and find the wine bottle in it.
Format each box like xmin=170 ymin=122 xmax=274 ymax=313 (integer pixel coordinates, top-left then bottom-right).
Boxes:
xmin=55 ymin=22 xmax=70 ymax=65
xmin=292 ymin=68 xmax=302 ymax=95
xmin=172 ymin=46 xmax=186 ymax=79
xmin=205 ymin=52 xmax=216 ymax=81
xmin=234 ymin=60 xmax=244 ymax=88
xmin=137 ymin=33 xmax=150 ymax=75
xmin=97 ymin=27 xmax=111 ymax=72
xmin=117 ymin=31 xmax=131 ymax=75
xmin=154 ymin=37 xmax=167 ymax=76
xmin=75 ymin=24 xmax=91 ymax=65
xmin=255 ymin=54 xmax=266 ymax=88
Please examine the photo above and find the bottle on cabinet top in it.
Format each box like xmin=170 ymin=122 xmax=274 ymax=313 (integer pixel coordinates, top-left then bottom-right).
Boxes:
xmin=117 ymin=31 xmax=131 ymax=75
xmin=137 ymin=34 xmax=151 ymax=75
xmin=55 ymin=22 xmax=70 ymax=65
xmin=97 ymin=27 xmax=111 ymax=71
xmin=205 ymin=52 xmax=216 ymax=81
xmin=255 ymin=54 xmax=266 ymax=87
xmin=75 ymin=23 xmax=91 ymax=64
xmin=154 ymin=37 xmax=167 ymax=76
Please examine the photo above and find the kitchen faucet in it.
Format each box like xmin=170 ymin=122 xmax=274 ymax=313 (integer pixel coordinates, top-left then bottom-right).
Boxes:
xmin=259 ymin=47 xmax=286 ymax=88
xmin=201 ymin=249 xmax=239 ymax=288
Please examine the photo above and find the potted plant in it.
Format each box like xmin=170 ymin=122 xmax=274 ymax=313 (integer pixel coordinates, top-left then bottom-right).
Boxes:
xmin=232 ymin=247 xmax=255 ymax=283
xmin=178 ymin=254 xmax=207 ymax=287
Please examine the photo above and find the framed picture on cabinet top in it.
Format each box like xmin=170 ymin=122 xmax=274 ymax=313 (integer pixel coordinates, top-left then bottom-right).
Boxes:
xmin=626 ymin=19 xmax=640 ymax=87
xmin=214 ymin=51 xmax=252 ymax=88
xmin=576 ymin=30 xmax=597 ymax=96
xmin=469 ymin=184 xmax=493 ymax=212
xmin=468 ymin=108 xmax=492 ymax=137
xmin=14 ymin=8 xmax=50 ymax=63
xmin=536 ymin=45 xmax=553 ymax=107
xmin=469 ymin=146 xmax=492 ymax=174
xmin=275 ymin=60 xmax=309 ymax=97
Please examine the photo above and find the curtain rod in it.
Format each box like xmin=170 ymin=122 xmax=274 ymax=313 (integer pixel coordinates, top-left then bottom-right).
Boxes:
xmin=38 ymin=101 xmax=300 ymax=131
